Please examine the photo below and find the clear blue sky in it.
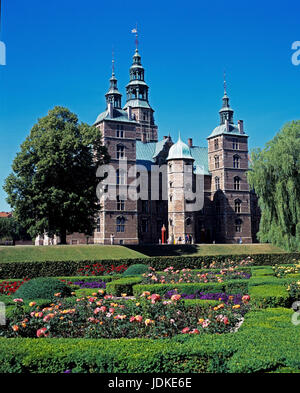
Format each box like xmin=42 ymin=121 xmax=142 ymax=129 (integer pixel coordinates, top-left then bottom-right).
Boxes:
xmin=0 ymin=0 xmax=300 ymax=211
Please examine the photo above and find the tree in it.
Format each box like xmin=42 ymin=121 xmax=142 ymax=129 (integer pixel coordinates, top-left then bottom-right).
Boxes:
xmin=0 ymin=216 xmax=31 ymax=242
xmin=247 ymin=120 xmax=300 ymax=251
xmin=4 ymin=106 xmax=109 ymax=244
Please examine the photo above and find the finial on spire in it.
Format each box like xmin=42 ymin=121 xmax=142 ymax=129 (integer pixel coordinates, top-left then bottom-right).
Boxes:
xmin=223 ymin=71 xmax=227 ymax=95
xmin=131 ymin=23 xmax=138 ymax=50
xmin=112 ymin=47 xmax=115 ymax=75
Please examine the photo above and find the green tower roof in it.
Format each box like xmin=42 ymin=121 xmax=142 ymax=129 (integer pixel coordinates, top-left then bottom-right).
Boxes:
xmin=166 ymin=135 xmax=194 ymax=161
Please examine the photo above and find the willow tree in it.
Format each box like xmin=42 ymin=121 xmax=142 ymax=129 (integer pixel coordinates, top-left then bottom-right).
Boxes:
xmin=4 ymin=106 xmax=109 ymax=244
xmin=248 ymin=120 xmax=300 ymax=251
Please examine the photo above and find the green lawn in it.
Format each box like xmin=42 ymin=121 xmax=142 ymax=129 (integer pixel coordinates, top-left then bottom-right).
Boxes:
xmin=126 ymin=243 xmax=286 ymax=257
xmin=0 ymin=243 xmax=286 ymax=263
xmin=0 ymin=245 xmax=147 ymax=263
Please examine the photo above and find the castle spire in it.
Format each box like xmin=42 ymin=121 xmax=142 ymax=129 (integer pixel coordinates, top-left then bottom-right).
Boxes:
xmin=105 ymin=52 xmax=122 ymax=109
xmin=219 ymin=73 xmax=234 ymax=125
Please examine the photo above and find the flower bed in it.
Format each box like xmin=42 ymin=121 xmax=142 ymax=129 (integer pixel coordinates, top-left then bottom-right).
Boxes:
xmin=272 ymin=262 xmax=300 ymax=278
xmin=0 ymin=278 xmax=29 ymax=295
xmin=73 ymin=281 xmax=106 ymax=289
xmin=141 ymin=266 xmax=251 ymax=285
xmin=77 ymin=263 xmax=128 ymax=276
xmin=165 ymin=289 xmax=248 ymax=305
xmin=1 ymin=290 xmax=250 ymax=339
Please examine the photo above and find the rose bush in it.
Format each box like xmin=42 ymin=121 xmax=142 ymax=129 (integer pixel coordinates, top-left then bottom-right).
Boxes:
xmin=141 ymin=266 xmax=251 ymax=285
xmin=77 ymin=263 xmax=128 ymax=276
xmin=2 ymin=290 xmax=250 ymax=339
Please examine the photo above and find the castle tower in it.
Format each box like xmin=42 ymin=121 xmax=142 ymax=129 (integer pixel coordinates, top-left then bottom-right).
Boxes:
xmin=94 ymin=61 xmax=139 ymax=245
xmin=207 ymin=81 xmax=252 ymax=243
xmin=167 ymin=135 xmax=196 ymax=244
xmin=123 ymin=48 xmax=158 ymax=142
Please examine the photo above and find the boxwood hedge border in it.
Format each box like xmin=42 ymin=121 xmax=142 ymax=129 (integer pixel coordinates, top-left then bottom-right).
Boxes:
xmin=0 ymin=252 xmax=299 ymax=279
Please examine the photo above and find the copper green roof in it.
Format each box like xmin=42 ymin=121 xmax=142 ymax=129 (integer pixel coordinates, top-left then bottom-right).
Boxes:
xmin=123 ymin=99 xmax=152 ymax=110
xmin=167 ymin=136 xmax=194 ymax=161
xmin=207 ymin=123 xmax=248 ymax=139
xmin=136 ymin=139 xmax=210 ymax=175
xmin=94 ymin=108 xmax=138 ymax=125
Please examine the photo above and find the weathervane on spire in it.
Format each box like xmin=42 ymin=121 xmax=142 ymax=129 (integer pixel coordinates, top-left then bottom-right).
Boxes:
xmin=131 ymin=23 xmax=138 ymax=50
xmin=223 ymin=71 xmax=227 ymax=95
xmin=112 ymin=46 xmax=115 ymax=75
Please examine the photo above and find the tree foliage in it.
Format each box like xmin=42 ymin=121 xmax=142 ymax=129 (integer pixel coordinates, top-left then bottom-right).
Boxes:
xmin=3 ymin=106 xmax=109 ymax=243
xmin=247 ymin=121 xmax=300 ymax=251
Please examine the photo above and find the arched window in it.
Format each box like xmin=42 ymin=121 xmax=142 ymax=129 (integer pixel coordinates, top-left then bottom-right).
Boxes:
xmin=234 ymin=176 xmax=240 ymax=190
xmin=214 ymin=139 xmax=219 ymax=150
xmin=96 ymin=217 xmax=100 ymax=232
xmin=235 ymin=219 xmax=242 ymax=233
xmin=214 ymin=155 xmax=219 ymax=169
xmin=215 ymin=176 xmax=220 ymax=190
xmin=234 ymin=199 xmax=241 ymax=213
xmin=117 ymin=144 xmax=125 ymax=159
xmin=233 ymin=155 xmax=240 ymax=168
xmin=116 ymin=216 xmax=125 ymax=232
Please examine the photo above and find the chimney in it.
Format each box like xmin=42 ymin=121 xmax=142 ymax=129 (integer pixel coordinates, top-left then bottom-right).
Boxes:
xmin=128 ymin=106 xmax=132 ymax=121
xmin=108 ymin=102 xmax=113 ymax=118
xmin=188 ymin=138 xmax=193 ymax=147
xmin=141 ymin=133 xmax=147 ymax=143
xmin=238 ymin=120 xmax=244 ymax=134
xmin=225 ymin=119 xmax=229 ymax=132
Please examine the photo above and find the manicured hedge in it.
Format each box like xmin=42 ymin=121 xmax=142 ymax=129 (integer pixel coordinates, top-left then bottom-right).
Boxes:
xmin=132 ymin=279 xmax=250 ymax=297
xmin=249 ymin=284 xmax=290 ymax=308
xmin=0 ymin=308 xmax=298 ymax=373
xmin=0 ymin=252 xmax=299 ymax=279
xmin=106 ymin=276 xmax=143 ymax=296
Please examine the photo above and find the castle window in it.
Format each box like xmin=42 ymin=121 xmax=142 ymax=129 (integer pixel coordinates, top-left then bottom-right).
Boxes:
xmin=142 ymin=200 xmax=149 ymax=213
xmin=235 ymin=219 xmax=242 ymax=233
xmin=232 ymin=138 xmax=239 ymax=150
xmin=142 ymin=219 xmax=149 ymax=233
xmin=233 ymin=155 xmax=240 ymax=168
xmin=214 ymin=139 xmax=219 ymax=150
xmin=116 ymin=125 xmax=124 ymax=138
xmin=215 ymin=176 xmax=220 ymax=190
xmin=116 ymin=216 xmax=125 ymax=233
xmin=186 ymin=217 xmax=192 ymax=226
xmin=117 ymin=195 xmax=125 ymax=211
xmin=116 ymin=169 xmax=126 ymax=185
xmin=234 ymin=176 xmax=240 ymax=190
xmin=234 ymin=199 xmax=241 ymax=213
xmin=96 ymin=217 xmax=100 ymax=232
xmin=117 ymin=144 xmax=125 ymax=159
xmin=214 ymin=155 xmax=219 ymax=169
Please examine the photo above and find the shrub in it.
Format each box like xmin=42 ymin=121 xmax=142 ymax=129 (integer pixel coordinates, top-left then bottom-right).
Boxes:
xmin=249 ymin=284 xmax=290 ymax=308
xmin=106 ymin=276 xmax=143 ymax=296
xmin=122 ymin=264 xmax=149 ymax=277
xmin=14 ymin=277 xmax=72 ymax=300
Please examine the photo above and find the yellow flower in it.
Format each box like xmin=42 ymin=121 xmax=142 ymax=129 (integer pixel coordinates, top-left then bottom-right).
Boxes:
xmin=121 ymin=293 xmax=127 ymax=297
xmin=198 ymin=318 xmax=204 ymax=324
xmin=29 ymin=302 xmax=36 ymax=307
xmin=136 ymin=303 xmax=140 ymax=306
xmin=232 ymin=304 xmax=241 ymax=309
